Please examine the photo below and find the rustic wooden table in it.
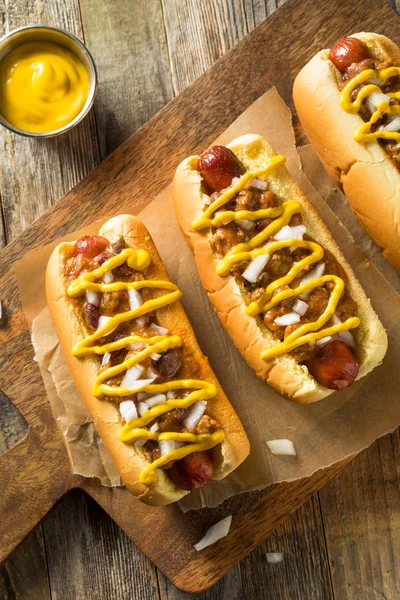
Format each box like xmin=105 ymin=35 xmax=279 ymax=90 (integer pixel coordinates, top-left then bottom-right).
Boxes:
xmin=1 ymin=1 xmax=400 ymax=598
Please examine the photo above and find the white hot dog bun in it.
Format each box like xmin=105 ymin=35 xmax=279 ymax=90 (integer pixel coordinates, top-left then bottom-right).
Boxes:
xmin=46 ymin=214 xmax=249 ymax=506
xmin=293 ymin=32 xmax=400 ymax=271
xmin=172 ymin=134 xmax=387 ymax=404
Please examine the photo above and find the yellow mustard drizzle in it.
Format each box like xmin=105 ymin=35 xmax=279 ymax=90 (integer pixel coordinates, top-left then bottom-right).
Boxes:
xmin=67 ymin=248 xmax=224 ymax=485
xmin=340 ymin=67 xmax=400 ymax=143
xmin=192 ymin=156 xmax=360 ymax=360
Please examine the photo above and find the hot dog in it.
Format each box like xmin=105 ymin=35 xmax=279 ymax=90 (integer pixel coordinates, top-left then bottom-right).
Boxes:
xmin=293 ymin=32 xmax=400 ymax=271
xmin=46 ymin=214 xmax=250 ymax=505
xmin=173 ymin=134 xmax=387 ymax=403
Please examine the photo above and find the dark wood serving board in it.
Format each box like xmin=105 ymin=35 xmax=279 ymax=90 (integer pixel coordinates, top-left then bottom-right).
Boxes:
xmin=0 ymin=0 xmax=398 ymax=592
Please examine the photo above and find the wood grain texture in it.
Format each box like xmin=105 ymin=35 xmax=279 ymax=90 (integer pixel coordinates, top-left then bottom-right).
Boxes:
xmin=1 ymin=0 xmax=400 ymax=597
xmin=320 ymin=431 xmax=400 ymax=600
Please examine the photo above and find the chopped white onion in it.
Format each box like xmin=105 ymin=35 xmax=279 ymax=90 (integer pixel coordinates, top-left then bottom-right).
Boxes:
xmin=128 ymin=289 xmax=143 ymax=310
xmin=293 ymin=299 xmax=308 ymax=316
xmin=266 ymin=439 xmax=297 ymax=456
xmin=338 ymin=326 xmax=355 ymax=349
xmin=184 ymin=401 xmax=207 ymax=431
xmin=86 ymin=289 xmax=100 ymax=306
xmin=366 ymin=91 xmax=391 ymax=110
xmin=121 ymin=364 xmax=144 ymax=388
xmin=159 ymin=439 xmax=176 ymax=456
xmin=145 ymin=369 xmax=158 ymax=381
xmin=121 ymin=378 xmax=154 ymax=392
xmin=274 ymin=224 xmax=306 ymax=242
xmin=97 ymin=315 xmax=115 ymax=332
xmin=266 ymin=553 xmax=284 ymax=564
xmin=149 ymin=422 xmax=159 ymax=433
xmin=316 ymin=335 xmax=332 ymax=347
xmin=119 ymin=400 xmax=138 ymax=422
xmin=138 ymin=401 xmax=149 ymax=416
xmin=102 ymin=271 xmax=114 ymax=284
xmin=194 ymin=516 xmax=232 ymax=552
xmin=136 ymin=315 xmax=149 ymax=326
xmin=245 ymin=178 xmax=268 ymax=191
xmin=166 ymin=391 xmax=175 ymax=399
xmin=300 ymin=263 xmax=325 ymax=287
xmin=231 ymin=177 xmax=241 ymax=186
xmin=236 ymin=219 xmax=255 ymax=230
xmin=242 ymin=253 xmax=270 ymax=283
xmin=150 ymin=353 xmax=161 ymax=361
xmin=145 ymin=393 xmax=167 ymax=408
xmin=137 ymin=391 xmax=149 ymax=402
xmin=150 ymin=323 xmax=169 ymax=335
xmin=383 ymin=116 xmax=400 ymax=132
xmin=274 ymin=312 xmax=300 ymax=327
xmin=365 ymin=77 xmax=382 ymax=87
xmin=101 ymin=352 xmax=111 ymax=366
xmin=129 ymin=342 xmax=148 ymax=351
xmin=135 ymin=438 xmax=146 ymax=447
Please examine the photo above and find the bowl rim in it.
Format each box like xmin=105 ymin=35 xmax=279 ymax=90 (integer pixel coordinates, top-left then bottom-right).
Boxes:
xmin=0 ymin=24 xmax=98 ymax=138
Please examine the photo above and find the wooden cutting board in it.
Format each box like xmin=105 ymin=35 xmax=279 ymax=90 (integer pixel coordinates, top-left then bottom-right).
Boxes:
xmin=0 ymin=0 xmax=398 ymax=592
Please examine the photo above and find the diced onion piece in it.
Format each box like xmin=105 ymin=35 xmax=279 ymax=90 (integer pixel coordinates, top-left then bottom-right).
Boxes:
xmin=266 ymin=553 xmax=284 ymax=564
xmin=101 ymin=352 xmax=111 ymax=366
xmin=242 ymin=253 xmax=270 ymax=283
xmin=121 ymin=364 xmax=144 ymax=388
xmin=194 ymin=516 xmax=232 ymax=552
xmin=121 ymin=378 xmax=154 ymax=392
xmin=166 ymin=391 xmax=175 ymax=399
xmin=119 ymin=400 xmax=138 ymax=422
xmin=293 ymin=299 xmax=308 ymax=316
xmin=367 ymin=91 xmax=391 ymax=111
xmin=138 ymin=401 xmax=149 ymax=416
xmin=338 ymin=329 xmax=355 ymax=349
xmin=145 ymin=369 xmax=158 ymax=381
xmin=266 ymin=439 xmax=297 ymax=456
xmin=236 ymin=219 xmax=255 ymax=230
xmin=102 ymin=271 xmax=114 ymax=284
xmin=184 ymin=401 xmax=207 ymax=431
xmin=274 ymin=224 xmax=306 ymax=241
xmin=86 ymin=289 xmax=100 ymax=306
xmin=136 ymin=315 xmax=149 ymax=326
xmin=316 ymin=335 xmax=332 ymax=346
xmin=159 ymin=439 xmax=176 ymax=456
xmin=135 ymin=438 xmax=146 ymax=447
xmin=145 ymin=393 xmax=167 ymax=408
xmin=383 ymin=116 xmax=400 ymax=132
xmin=245 ymin=178 xmax=268 ymax=191
xmin=129 ymin=342 xmax=148 ymax=351
xmin=365 ymin=77 xmax=382 ymax=87
xmin=274 ymin=312 xmax=300 ymax=327
xmin=97 ymin=315 xmax=114 ymax=332
xmin=137 ymin=392 xmax=149 ymax=402
xmin=300 ymin=263 xmax=325 ymax=287
xmin=150 ymin=353 xmax=161 ymax=361
xmin=214 ymin=210 xmax=233 ymax=225
xmin=231 ymin=177 xmax=241 ymax=186
xmin=150 ymin=323 xmax=169 ymax=335
xmin=128 ymin=289 xmax=143 ymax=310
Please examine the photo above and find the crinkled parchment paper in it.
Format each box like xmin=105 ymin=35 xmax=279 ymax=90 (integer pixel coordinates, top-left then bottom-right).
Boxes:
xmin=15 ymin=87 xmax=400 ymax=511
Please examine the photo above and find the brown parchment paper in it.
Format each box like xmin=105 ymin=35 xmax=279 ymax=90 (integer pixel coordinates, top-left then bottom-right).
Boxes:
xmin=15 ymin=87 xmax=400 ymax=511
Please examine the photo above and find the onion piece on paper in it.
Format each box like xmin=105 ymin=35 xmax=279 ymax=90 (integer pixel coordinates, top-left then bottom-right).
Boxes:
xmin=194 ymin=515 xmax=233 ymax=552
xmin=266 ymin=439 xmax=297 ymax=456
xmin=266 ymin=552 xmax=284 ymax=564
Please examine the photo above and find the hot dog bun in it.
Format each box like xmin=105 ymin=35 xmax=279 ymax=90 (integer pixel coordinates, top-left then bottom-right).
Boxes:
xmin=172 ymin=134 xmax=387 ymax=403
xmin=46 ymin=214 xmax=249 ymax=505
xmin=293 ymin=32 xmax=400 ymax=272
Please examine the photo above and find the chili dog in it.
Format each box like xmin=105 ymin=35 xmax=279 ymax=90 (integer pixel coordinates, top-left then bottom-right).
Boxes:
xmin=173 ymin=134 xmax=387 ymax=403
xmin=46 ymin=215 xmax=249 ymax=505
xmin=293 ymin=32 xmax=400 ymax=271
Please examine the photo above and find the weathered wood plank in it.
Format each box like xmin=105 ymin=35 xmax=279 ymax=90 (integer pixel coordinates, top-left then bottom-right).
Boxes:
xmin=320 ymin=431 xmax=400 ymax=600
xmin=44 ymin=490 xmax=160 ymax=600
xmin=80 ymin=0 xmax=175 ymax=158
xmin=158 ymin=495 xmax=332 ymax=599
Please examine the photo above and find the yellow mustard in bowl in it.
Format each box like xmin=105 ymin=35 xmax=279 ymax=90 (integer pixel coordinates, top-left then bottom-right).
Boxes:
xmin=0 ymin=40 xmax=89 ymax=133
